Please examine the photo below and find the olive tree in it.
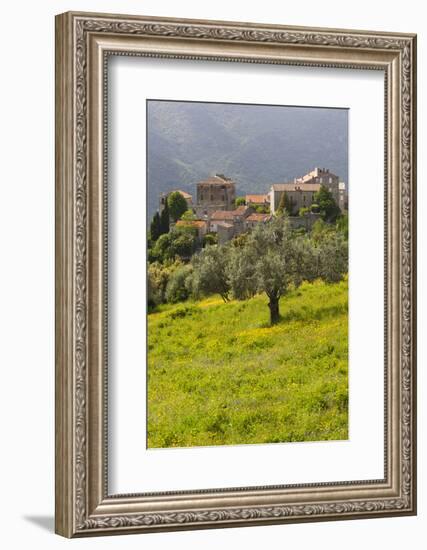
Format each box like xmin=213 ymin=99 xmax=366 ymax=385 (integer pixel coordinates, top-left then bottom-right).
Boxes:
xmin=226 ymin=217 xmax=311 ymax=324
xmin=312 ymin=232 xmax=348 ymax=283
xmin=227 ymin=217 xmax=347 ymax=325
xmin=191 ymin=245 xmax=231 ymax=303
xmin=165 ymin=264 xmax=193 ymax=303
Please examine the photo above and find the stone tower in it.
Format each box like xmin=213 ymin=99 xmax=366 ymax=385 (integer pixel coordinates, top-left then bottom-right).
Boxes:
xmin=195 ymin=174 xmax=236 ymax=216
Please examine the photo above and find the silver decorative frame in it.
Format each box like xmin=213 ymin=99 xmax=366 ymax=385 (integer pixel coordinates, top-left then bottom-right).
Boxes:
xmin=55 ymin=11 xmax=417 ymax=537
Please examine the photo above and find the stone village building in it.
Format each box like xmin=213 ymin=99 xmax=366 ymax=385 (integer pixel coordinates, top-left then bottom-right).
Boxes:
xmin=175 ymin=219 xmax=208 ymax=239
xmin=194 ymin=174 xmax=236 ymax=217
xmin=245 ymin=194 xmax=270 ymax=209
xmin=159 ymin=168 xmax=347 ymax=244
xmin=209 ymin=205 xmax=258 ymax=244
xmin=269 ymin=168 xmax=347 ymax=214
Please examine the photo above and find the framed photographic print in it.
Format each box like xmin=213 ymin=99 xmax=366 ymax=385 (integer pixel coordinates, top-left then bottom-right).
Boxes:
xmin=55 ymin=11 xmax=417 ymax=537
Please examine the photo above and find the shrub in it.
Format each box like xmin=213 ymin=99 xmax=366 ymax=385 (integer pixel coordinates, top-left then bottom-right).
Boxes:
xmin=165 ymin=264 xmax=194 ymax=303
xmin=151 ymin=228 xmax=197 ymax=263
xmin=203 ymin=233 xmax=218 ymax=247
xmin=148 ymin=260 xmax=185 ymax=306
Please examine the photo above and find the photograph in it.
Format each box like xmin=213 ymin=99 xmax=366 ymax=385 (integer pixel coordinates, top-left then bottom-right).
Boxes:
xmin=146 ymin=100 xmax=349 ymax=449
xmin=52 ymin=8 xmax=416 ymax=539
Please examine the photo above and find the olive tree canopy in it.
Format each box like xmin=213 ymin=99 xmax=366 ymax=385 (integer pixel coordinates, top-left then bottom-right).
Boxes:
xmin=226 ymin=216 xmax=347 ymax=325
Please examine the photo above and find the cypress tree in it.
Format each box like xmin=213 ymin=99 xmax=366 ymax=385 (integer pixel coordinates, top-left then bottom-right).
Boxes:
xmin=276 ymin=192 xmax=293 ymax=215
xmin=150 ymin=211 xmax=161 ymax=242
xmin=160 ymin=199 xmax=170 ymax=235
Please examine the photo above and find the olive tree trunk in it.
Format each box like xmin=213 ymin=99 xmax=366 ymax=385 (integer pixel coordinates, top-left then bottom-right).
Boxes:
xmin=268 ymin=295 xmax=280 ymax=325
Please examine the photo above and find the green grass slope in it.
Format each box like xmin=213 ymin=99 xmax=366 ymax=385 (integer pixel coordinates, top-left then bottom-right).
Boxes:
xmin=147 ymin=279 xmax=348 ymax=448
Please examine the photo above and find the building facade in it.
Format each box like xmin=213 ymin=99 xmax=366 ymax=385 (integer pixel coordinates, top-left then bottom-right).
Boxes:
xmin=245 ymin=212 xmax=272 ymax=229
xmin=194 ymin=174 xmax=236 ymax=216
xmin=175 ymin=219 xmax=208 ymax=239
xmin=269 ymin=183 xmax=319 ymax=214
xmin=209 ymin=205 xmax=253 ymax=234
xmin=245 ymin=194 xmax=270 ymax=208
xmin=269 ymin=168 xmax=347 ymax=214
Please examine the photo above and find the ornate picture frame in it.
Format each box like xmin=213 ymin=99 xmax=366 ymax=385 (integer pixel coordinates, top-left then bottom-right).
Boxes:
xmin=55 ymin=11 xmax=417 ymax=537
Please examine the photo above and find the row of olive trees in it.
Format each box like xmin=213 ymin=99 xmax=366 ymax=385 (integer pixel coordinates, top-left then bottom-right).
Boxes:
xmin=149 ymin=216 xmax=348 ymax=325
xmin=192 ymin=216 xmax=347 ymax=325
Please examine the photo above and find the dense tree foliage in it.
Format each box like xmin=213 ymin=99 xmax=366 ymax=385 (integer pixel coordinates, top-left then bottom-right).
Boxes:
xmin=148 ymin=213 xmax=348 ymax=325
xmin=202 ymin=233 xmax=218 ymax=247
xmin=148 ymin=260 xmax=177 ymax=308
xmin=226 ymin=217 xmax=318 ymax=324
xmin=167 ymin=191 xmax=188 ymax=222
xmin=165 ymin=264 xmax=193 ymax=303
xmin=193 ymin=217 xmax=347 ymax=324
xmin=150 ymin=211 xmax=161 ymax=241
xmin=255 ymin=205 xmax=269 ymax=214
xmin=313 ymin=185 xmax=341 ymax=223
xmin=336 ymin=213 xmax=349 ymax=240
xmin=235 ymin=196 xmax=246 ymax=206
xmin=311 ymin=219 xmax=335 ymax=243
xmin=191 ymin=245 xmax=231 ymax=303
xmin=159 ymin=200 xmax=170 ymax=235
xmin=150 ymin=227 xmax=197 ymax=263
xmin=180 ymin=209 xmax=197 ymax=221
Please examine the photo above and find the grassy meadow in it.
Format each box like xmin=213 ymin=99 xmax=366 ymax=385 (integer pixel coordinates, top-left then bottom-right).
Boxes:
xmin=147 ymin=278 xmax=348 ymax=448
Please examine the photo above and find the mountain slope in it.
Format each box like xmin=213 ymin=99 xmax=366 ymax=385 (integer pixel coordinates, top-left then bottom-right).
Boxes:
xmin=147 ymin=100 xmax=348 ymax=219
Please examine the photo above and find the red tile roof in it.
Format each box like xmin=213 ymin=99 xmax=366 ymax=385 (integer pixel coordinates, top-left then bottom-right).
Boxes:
xmin=176 ymin=220 xmax=207 ymax=228
xmin=211 ymin=206 xmax=251 ymax=220
xmin=245 ymin=194 xmax=269 ymax=204
xmin=234 ymin=205 xmax=250 ymax=214
xmin=211 ymin=210 xmax=235 ymax=220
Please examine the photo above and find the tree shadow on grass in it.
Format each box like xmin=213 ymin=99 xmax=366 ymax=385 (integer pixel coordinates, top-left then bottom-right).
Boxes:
xmin=258 ymin=302 xmax=347 ymax=328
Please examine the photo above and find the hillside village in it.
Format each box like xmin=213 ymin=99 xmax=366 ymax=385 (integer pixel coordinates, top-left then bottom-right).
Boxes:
xmin=155 ymin=168 xmax=347 ymax=245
